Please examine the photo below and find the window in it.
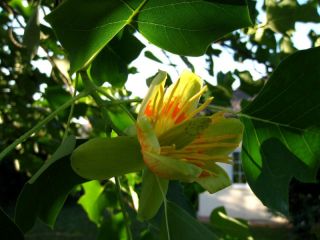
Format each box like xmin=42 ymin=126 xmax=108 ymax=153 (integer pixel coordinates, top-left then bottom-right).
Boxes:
xmin=232 ymin=151 xmax=246 ymax=183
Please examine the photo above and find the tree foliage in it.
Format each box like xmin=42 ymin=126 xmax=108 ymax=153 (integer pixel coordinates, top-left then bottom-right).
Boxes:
xmin=0 ymin=0 xmax=320 ymax=239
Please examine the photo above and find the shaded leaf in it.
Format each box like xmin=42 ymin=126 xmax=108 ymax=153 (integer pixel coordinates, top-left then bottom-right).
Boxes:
xmin=235 ymin=70 xmax=264 ymax=96
xmin=102 ymin=105 xmax=135 ymax=134
xmin=29 ymin=135 xmax=76 ymax=184
xmin=0 ymin=208 xmax=24 ymax=240
xmin=209 ymin=206 xmax=252 ymax=240
xmin=138 ymin=168 xmax=169 ymax=221
xmin=15 ymin=141 xmax=86 ymax=232
xmin=91 ymin=29 xmax=144 ymax=87
xmin=144 ymin=50 xmax=163 ymax=63
xmin=23 ymin=6 xmax=40 ymax=59
xmin=160 ymin=201 xmax=218 ymax=240
xmin=241 ymin=47 xmax=320 ymax=214
xmin=266 ymin=0 xmax=320 ymax=33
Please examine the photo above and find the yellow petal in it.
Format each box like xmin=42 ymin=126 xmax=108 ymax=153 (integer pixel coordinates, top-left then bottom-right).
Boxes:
xmin=139 ymin=70 xmax=167 ymax=121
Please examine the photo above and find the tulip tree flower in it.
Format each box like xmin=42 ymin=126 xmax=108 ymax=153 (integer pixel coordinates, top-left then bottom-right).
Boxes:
xmin=71 ymin=69 xmax=243 ymax=221
xmin=136 ymin=70 xmax=243 ymax=192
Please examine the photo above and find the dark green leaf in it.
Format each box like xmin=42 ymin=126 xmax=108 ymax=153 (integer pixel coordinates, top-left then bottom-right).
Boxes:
xmin=241 ymin=47 xmax=320 ymax=214
xmin=23 ymin=6 xmax=40 ymax=59
xmin=266 ymin=0 xmax=320 ymax=33
xmin=15 ymin=139 xmax=86 ymax=232
xmin=144 ymin=50 xmax=163 ymax=63
xmin=137 ymin=0 xmax=252 ymax=56
xmin=46 ymin=0 xmax=252 ymax=72
xmin=91 ymin=29 xmax=144 ymax=87
xmin=160 ymin=201 xmax=218 ymax=240
xmin=29 ymin=135 xmax=76 ymax=184
xmin=45 ymin=0 xmax=139 ymax=72
xmin=102 ymin=106 xmax=135 ymax=135
xmin=91 ymin=47 xmax=128 ymax=87
xmin=0 ymin=208 xmax=24 ymax=240
xmin=235 ymin=70 xmax=265 ymax=96
xmin=209 ymin=206 xmax=252 ymax=240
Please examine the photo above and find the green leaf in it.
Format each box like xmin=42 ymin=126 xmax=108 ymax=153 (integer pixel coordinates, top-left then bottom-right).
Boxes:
xmin=45 ymin=0 xmax=143 ymax=72
xmin=71 ymin=136 xmax=144 ymax=180
xmin=29 ymin=135 xmax=76 ymax=184
xmin=46 ymin=0 xmax=252 ymax=72
xmin=266 ymin=0 xmax=320 ymax=33
xmin=102 ymin=106 xmax=135 ymax=134
xmin=0 ymin=208 xmax=24 ymax=240
xmin=23 ymin=5 xmax=40 ymax=59
xmin=15 ymin=141 xmax=86 ymax=232
xmin=209 ymin=206 xmax=252 ymax=240
xmin=241 ymin=47 xmax=320 ymax=215
xmin=138 ymin=169 xmax=169 ymax=221
xmin=137 ymin=0 xmax=252 ymax=56
xmin=78 ymin=180 xmax=109 ymax=226
xmin=160 ymin=201 xmax=218 ymax=240
xmin=91 ymin=28 xmax=144 ymax=87
xmin=144 ymin=50 xmax=163 ymax=63
xmin=235 ymin=70 xmax=265 ymax=97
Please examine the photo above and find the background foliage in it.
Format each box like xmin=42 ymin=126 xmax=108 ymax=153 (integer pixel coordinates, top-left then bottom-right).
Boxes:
xmin=0 ymin=0 xmax=320 ymax=239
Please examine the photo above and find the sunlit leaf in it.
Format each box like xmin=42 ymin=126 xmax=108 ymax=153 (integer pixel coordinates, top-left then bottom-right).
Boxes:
xmin=46 ymin=0 xmax=252 ymax=72
xmin=78 ymin=180 xmax=108 ymax=226
xmin=137 ymin=0 xmax=252 ymax=56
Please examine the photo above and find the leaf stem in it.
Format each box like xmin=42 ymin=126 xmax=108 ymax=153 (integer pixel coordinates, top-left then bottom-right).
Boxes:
xmin=156 ymin=176 xmax=171 ymax=240
xmin=115 ymin=177 xmax=133 ymax=240
xmin=63 ymin=73 xmax=79 ymax=140
xmin=208 ymin=105 xmax=308 ymax=132
xmin=0 ymin=90 xmax=89 ymax=162
xmin=126 ymin=0 xmax=148 ymax=24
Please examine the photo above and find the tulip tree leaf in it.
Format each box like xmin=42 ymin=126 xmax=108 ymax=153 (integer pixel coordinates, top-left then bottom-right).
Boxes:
xmin=266 ymin=0 xmax=320 ymax=33
xmin=71 ymin=136 xmax=144 ymax=180
xmin=46 ymin=0 xmax=252 ymax=72
xmin=91 ymin=29 xmax=144 ymax=87
xmin=209 ymin=206 xmax=252 ymax=240
xmin=29 ymin=135 xmax=76 ymax=184
xmin=138 ymin=168 xmax=169 ymax=221
xmin=241 ymin=47 xmax=320 ymax=215
xmin=23 ymin=6 xmax=40 ymax=59
xmin=137 ymin=0 xmax=252 ymax=56
xmin=15 ymin=141 xmax=86 ymax=232
xmin=45 ymin=0 xmax=142 ymax=72
xmin=160 ymin=201 xmax=218 ymax=240
xmin=78 ymin=180 xmax=108 ymax=226
xmin=0 ymin=208 xmax=24 ymax=240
